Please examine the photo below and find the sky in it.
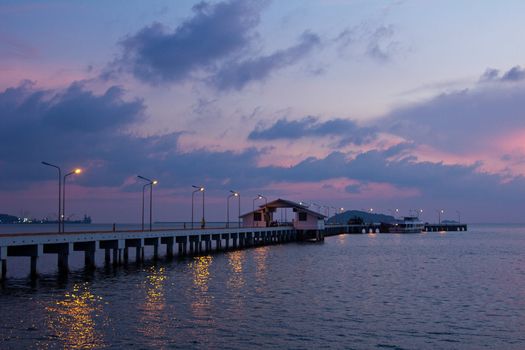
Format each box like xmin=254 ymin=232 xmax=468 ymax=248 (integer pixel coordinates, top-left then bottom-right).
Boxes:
xmin=1 ymin=0 xmax=525 ymax=223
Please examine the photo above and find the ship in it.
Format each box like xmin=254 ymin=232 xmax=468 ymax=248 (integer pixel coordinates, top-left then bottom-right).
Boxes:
xmin=388 ymin=216 xmax=424 ymax=233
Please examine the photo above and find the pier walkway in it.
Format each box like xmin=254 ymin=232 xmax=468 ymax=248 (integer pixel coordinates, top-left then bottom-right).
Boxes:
xmin=0 ymin=226 xmax=300 ymax=279
xmin=0 ymin=222 xmax=468 ymax=280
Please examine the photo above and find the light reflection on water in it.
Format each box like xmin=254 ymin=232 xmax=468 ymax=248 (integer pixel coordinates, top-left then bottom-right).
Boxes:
xmin=189 ymin=255 xmax=214 ymax=325
xmin=43 ymin=282 xmax=105 ymax=349
xmin=3 ymin=225 xmax=525 ymax=349
xmin=137 ymin=266 xmax=168 ymax=346
xmin=227 ymin=250 xmax=246 ymax=290
xmin=253 ymin=246 xmax=269 ymax=287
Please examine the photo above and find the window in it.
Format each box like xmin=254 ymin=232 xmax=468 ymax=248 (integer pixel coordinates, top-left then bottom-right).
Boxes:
xmin=254 ymin=212 xmax=262 ymax=221
xmin=298 ymin=212 xmax=307 ymax=221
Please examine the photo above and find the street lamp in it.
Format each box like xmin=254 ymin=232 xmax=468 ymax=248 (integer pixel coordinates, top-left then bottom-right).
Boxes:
xmin=63 ymin=168 xmax=82 ymax=232
xmin=192 ymin=185 xmax=205 ymax=229
xmin=456 ymin=210 xmax=461 ymax=224
xmin=138 ymin=175 xmax=157 ymax=231
xmin=227 ymin=190 xmax=240 ymax=228
xmin=253 ymin=194 xmax=267 ymax=211
xmin=41 ymin=161 xmax=62 ymax=232
xmin=253 ymin=194 xmax=267 ymax=226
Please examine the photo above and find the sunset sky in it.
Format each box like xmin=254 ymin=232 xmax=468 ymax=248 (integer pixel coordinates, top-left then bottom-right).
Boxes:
xmin=1 ymin=0 xmax=525 ymax=223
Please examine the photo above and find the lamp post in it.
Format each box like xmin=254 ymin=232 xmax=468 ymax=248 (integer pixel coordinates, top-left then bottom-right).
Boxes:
xmin=41 ymin=161 xmax=62 ymax=232
xmin=437 ymin=209 xmax=444 ymax=224
xmin=192 ymin=185 xmax=204 ymax=229
xmin=253 ymin=194 xmax=267 ymax=225
xmin=63 ymin=168 xmax=82 ymax=232
xmin=456 ymin=210 xmax=461 ymax=224
xmin=227 ymin=190 xmax=240 ymax=228
xmin=253 ymin=194 xmax=267 ymax=211
xmin=138 ymin=176 xmax=157 ymax=231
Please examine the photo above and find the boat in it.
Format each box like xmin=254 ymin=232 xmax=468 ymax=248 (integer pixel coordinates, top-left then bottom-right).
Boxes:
xmin=388 ymin=216 xmax=424 ymax=233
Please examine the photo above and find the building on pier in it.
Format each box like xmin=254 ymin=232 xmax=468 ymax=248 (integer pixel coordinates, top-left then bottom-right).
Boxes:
xmin=240 ymin=198 xmax=326 ymax=231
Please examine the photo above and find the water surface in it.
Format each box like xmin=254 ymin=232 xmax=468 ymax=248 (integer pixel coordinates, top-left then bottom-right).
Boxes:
xmin=1 ymin=224 xmax=524 ymax=349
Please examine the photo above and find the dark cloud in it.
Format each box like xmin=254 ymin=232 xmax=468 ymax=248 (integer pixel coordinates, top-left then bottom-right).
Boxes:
xmin=382 ymin=81 xmax=525 ymax=153
xmin=0 ymin=81 xmax=267 ymax=191
xmin=106 ymin=0 xmax=322 ymax=90
xmin=212 ymin=31 xmax=321 ymax=90
xmin=479 ymin=65 xmax=525 ymax=83
xmin=248 ymin=116 xmax=376 ymax=145
xmin=108 ymin=0 xmax=265 ymax=84
xmin=501 ymin=65 xmax=525 ymax=82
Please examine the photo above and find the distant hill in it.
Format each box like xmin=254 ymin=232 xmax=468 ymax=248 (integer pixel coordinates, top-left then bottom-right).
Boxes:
xmin=327 ymin=210 xmax=396 ymax=224
xmin=0 ymin=213 xmax=19 ymax=224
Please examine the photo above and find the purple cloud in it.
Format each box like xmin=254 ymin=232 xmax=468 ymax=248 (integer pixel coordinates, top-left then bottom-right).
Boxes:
xmin=108 ymin=0 xmax=264 ymax=84
xmin=248 ymin=116 xmax=376 ymax=145
xmin=212 ymin=31 xmax=321 ymax=90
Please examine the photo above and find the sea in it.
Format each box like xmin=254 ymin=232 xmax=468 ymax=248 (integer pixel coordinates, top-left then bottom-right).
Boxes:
xmin=0 ymin=223 xmax=524 ymax=349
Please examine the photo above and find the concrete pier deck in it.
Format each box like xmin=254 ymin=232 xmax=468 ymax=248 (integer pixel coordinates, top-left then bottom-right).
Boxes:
xmin=0 ymin=226 xmax=298 ymax=279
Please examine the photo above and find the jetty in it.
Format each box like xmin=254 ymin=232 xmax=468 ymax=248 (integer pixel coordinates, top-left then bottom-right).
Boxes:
xmin=0 ymin=199 xmax=466 ymax=280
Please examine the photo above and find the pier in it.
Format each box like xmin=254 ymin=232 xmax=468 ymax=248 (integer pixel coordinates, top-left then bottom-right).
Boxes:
xmin=0 ymin=198 xmax=467 ymax=280
xmin=0 ymin=226 xmax=301 ymax=279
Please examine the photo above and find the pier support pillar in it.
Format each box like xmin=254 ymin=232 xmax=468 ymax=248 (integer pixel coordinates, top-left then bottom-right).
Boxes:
xmin=239 ymin=233 xmax=245 ymax=248
xmin=0 ymin=247 xmax=6 ymax=280
xmin=176 ymin=236 xmax=187 ymax=257
xmin=221 ymin=234 xmax=230 ymax=250
xmin=1 ymin=259 xmax=6 ymax=281
xmin=161 ymin=237 xmax=174 ymax=258
xmin=112 ymin=249 xmax=118 ymax=266
xmin=231 ymin=233 xmax=238 ymax=249
xmin=57 ymin=252 xmax=69 ymax=273
xmin=30 ymin=256 xmax=38 ymax=279
xmin=123 ymin=248 xmax=129 ymax=264
xmin=85 ymin=250 xmax=95 ymax=267
xmin=144 ymin=238 xmax=159 ymax=260
xmin=135 ymin=247 xmax=141 ymax=262
xmin=189 ymin=236 xmax=200 ymax=255
xmin=43 ymin=243 xmax=71 ymax=273
xmin=105 ymin=249 xmax=111 ymax=264
xmin=73 ymin=241 xmax=96 ymax=268
xmin=212 ymin=234 xmax=221 ymax=251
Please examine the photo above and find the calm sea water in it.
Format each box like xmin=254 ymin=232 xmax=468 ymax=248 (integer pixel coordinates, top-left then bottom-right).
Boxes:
xmin=1 ymin=224 xmax=525 ymax=349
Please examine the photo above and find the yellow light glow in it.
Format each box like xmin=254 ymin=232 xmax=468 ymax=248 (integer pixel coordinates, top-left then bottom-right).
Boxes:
xmin=74 ymin=168 xmax=82 ymax=174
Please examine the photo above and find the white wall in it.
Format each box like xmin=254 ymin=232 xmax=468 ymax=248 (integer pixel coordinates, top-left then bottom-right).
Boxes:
xmin=293 ymin=212 xmax=324 ymax=230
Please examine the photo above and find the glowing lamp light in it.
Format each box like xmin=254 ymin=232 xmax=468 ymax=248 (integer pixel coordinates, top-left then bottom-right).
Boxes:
xmin=153 ymin=180 xmax=158 ymax=185
xmin=74 ymin=168 xmax=82 ymax=174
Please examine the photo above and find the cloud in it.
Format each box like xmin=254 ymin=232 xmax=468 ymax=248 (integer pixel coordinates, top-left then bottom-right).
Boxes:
xmin=479 ymin=65 xmax=525 ymax=83
xmin=107 ymin=0 xmax=265 ymax=84
xmin=3 ymin=81 xmax=525 ymax=221
xmin=248 ymin=116 xmax=376 ymax=145
xmin=106 ymin=0 xmax=322 ymax=90
xmin=366 ymin=24 xmax=398 ymax=62
xmin=212 ymin=31 xmax=321 ymax=90
xmin=0 ymin=81 xmax=269 ymax=190
xmin=501 ymin=65 xmax=525 ymax=82
xmin=335 ymin=23 xmax=400 ymax=62
xmin=381 ymin=77 xmax=525 ymax=153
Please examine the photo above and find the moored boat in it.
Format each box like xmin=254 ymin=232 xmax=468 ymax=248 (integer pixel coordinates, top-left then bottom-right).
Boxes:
xmin=389 ymin=216 xmax=424 ymax=233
